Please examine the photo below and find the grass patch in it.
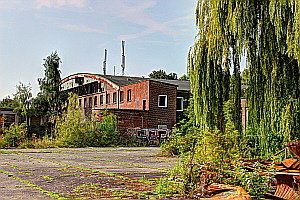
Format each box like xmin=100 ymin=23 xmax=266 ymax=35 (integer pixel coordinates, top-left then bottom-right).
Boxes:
xmin=0 ymin=150 xmax=18 ymax=154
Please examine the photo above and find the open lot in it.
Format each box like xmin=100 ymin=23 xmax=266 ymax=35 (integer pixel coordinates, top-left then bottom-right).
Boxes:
xmin=0 ymin=147 xmax=179 ymax=199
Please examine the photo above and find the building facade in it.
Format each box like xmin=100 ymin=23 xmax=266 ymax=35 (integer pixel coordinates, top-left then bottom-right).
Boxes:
xmin=61 ymin=73 xmax=249 ymax=132
xmin=61 ymin=73 xmax=190 ymax=132
xmin=0 ymin=108 xmax=18 ymax=131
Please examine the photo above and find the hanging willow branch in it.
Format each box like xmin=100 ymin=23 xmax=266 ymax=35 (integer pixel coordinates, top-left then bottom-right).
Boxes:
xmin=189 ymin=0 xmax=299 ymax=157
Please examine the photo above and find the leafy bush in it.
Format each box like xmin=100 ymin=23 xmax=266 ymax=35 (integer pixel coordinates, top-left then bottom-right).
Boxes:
xmin=159 ymin=98 xmax=275 ymax=198
xmin=0 ymin=135 xmax=6 ymax=148
xmin=2 ymin=123 xmax=27 ymax=148
xmin=18 ymin=135 xmax=59 ymax=149
xmin=54 ymin=93 xmax=126 ymax=148
xmin=161 ymin=132 xmax=199 ymax=156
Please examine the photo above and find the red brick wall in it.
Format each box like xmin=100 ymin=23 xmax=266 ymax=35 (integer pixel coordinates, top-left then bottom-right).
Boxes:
xmin=79 ymin=81 xmax=150 ymax=111
xmin=148 ymin=81 xmax=177 ymax=129
xmin=78 ymin=80 xmax=177 ymax=129
xmin=119 ymin=81 xmax=149 ymax=110
xmin=93 ymin=109 xmax=149 ymax=131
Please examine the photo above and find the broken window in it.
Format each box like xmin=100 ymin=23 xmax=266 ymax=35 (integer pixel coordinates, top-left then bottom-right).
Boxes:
xmin=176 ymin=97 xmax=184 ymax=111
xmin=158 ymin=95 xmax=167 ymax=107
xmin=120 ymin=91 xmax=124 ymax=103
xmin=94 ymin=96 xmax=98 ymax=106
xmin=100 ymin=95 xmax=104 ymax=105
xmin=106 ymin=94 xmax=110 ymax=104
xmin=113 ymin=92 xmax=117 ymax=104
xmin=127 ymin=89 xmax=132 ymax=101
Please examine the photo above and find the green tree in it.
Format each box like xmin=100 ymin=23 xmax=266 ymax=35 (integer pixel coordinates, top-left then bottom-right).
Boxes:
xmin=167 ymin=72 xmax=178 ymax=80
xmin=241 ymin=67 xmax=250 ymax=85
xmin=189 ymin=0 xmax=299 ymax=157
xmin=179 ymin=74 xmax=189 ymax=80
xmin=0 ymin=96 xmax=15 ymax=108
xmin=13 ymin=82 xmax=33 ymax=124
xmin=149 ymin=69 xmax=168 ymax=79
xmin=148 ymin=69 xmax=178 ymax=80
xmin=0 ymin=83 xmax=33 ymax=124
xmin=38 ymin=51 xmax=65 ymax=137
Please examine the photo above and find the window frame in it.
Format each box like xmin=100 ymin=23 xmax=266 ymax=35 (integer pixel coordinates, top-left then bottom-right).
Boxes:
xmin=94 ymin=96 xmax=98 ymax=107
xmin=176 ymin=97 xmax=184 ymax=111
xmin=100 ymin=95 xmax=104 ymax=105
xmin=158 ymin=95 xmax=167 ymax=108
xmin=106 ymin=93 xmax=110 ymax=104
xmin=113 ymin=92 xmax=117 ymax=104
xmin=119 ymin=91 xmax=124 ymax=103
xmin=127 ymin=89 xmax=132 ymax=101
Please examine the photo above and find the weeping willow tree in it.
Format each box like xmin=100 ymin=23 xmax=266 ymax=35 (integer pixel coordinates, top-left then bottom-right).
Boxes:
xmin=189 ymin=0 xmax=299 ymax=157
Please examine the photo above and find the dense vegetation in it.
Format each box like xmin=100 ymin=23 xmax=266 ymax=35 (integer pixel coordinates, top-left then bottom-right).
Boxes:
xmin=0 ymin=93 xmax=136 ymax=148
xmin=159 ymin=0 xmax=299 ymax=198
xmin=0 ymin=51 xmax=137 ymax=148
xmin=0 ymin=1 xmax=299 ymax=198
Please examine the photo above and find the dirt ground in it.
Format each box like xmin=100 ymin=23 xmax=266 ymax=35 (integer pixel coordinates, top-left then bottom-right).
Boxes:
xmin=0 ymin=147 xmax=179 ymax=199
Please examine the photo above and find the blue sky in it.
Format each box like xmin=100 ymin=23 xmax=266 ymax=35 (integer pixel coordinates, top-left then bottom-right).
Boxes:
xmin=0 ymin=0 xmax=197 ymax=99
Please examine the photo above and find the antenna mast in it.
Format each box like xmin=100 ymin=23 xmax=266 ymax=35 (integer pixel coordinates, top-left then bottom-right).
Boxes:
xmin=121 ymin=41 xmax=125 ymax=76
xmin=103 ymin=49 xmax=107 ymax=75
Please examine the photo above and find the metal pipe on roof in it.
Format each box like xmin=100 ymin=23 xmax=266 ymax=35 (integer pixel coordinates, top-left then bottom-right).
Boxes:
xmin=103 ymin=49 xmax=107 ymax=75
xmin=121 ymin=41 xmax=125 ymax=76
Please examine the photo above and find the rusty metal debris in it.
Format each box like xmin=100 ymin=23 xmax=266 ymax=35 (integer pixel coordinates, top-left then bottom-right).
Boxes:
xmin=270 ymin=141 xmax=300 ymax=199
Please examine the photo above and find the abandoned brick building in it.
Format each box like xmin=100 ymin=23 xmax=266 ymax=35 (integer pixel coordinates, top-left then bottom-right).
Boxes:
xmin=61 ymin=73 xmax=249 ymax=133
xmin=61 ymin=73 xmax=190 ymax=131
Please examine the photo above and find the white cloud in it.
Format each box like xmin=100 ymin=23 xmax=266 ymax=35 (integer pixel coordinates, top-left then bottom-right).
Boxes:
xmin=62 ymin=24 xmax=104 ymax=33
xmin=88 ymin=0 xmax=175 ymax=40
xmin=34 ymin=0 xmax=87 ymax=9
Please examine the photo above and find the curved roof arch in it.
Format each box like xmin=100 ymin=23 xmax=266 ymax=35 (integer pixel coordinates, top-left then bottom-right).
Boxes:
xmin=61 ymin=73 xmax=120 ymax=89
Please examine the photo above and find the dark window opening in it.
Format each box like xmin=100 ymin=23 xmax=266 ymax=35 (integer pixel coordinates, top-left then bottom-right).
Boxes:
xmin=120 ymin=91 xmax=124 ymax=103
xmin=176 ymin=97 xmax=183 ymax=111
xmin=89 ymin=97 xmax=92 ymax=108
xmin=79 ymin=99 xmax=82 ymax=107
xmin=142 ymin=99 xmax=146 ymax=110
xmin=113 ymin=92 xmax=117 ymax=104
xmin=158 ymin=95 xmax=167 ymax=107
xmin=84 ymin=98 xmax=87 ymax=108
xmin=100 ymin=95 xmax=104 ymax=105
xmin=94 ymin=96 xmax=98 ymax=106
xmin=127 ymin=89 xmax=132 ymax=101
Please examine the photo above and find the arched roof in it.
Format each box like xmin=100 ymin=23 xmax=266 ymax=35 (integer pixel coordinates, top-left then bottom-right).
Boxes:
xmin=61 ymin=73 xmax=120 ymax=89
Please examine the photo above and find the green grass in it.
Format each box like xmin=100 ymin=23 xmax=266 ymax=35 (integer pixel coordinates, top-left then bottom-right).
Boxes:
xmin=0 ymin=150 xmax=17 ymax=154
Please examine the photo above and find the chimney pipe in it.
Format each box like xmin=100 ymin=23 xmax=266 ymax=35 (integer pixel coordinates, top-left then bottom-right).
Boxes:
xmin=103 ymin=49 xmax=107 ymax=75
xmin=121 ymin=41 xmax=125 ymax=76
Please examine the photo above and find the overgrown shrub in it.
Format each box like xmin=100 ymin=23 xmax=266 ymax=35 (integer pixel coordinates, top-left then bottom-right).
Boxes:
xmin=0 ymin=135 xmax=6 ymax=148
xmin=54 ymin=93 xmax=127 ymax=148
xmin=159 ymin=99 xmax=274 ymax=198
xmin=18 ymin=135 xmax=59 ymax=149
xmin=2 ymin=123 xmax=27 ymax=148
